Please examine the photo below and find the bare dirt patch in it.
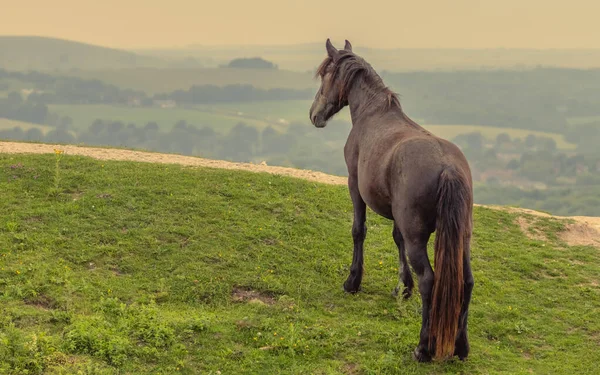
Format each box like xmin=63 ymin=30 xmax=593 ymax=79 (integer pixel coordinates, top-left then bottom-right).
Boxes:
xmin=515 ymin=216 xmax=547 ymax=242
xmin=231 ymin=287 xmax=275 ymax=305
xmin=24 ymin=294 xmax=57 ymax=310
xmin=560 ymin=220 xmax=600 ymax=248
xmin=2 ymin=141 xmax=598 ymax=247
xmin=341 ymin=363 xmax=362 ymax=375
xmin=482 ymin=204 xmax=600 ymax=248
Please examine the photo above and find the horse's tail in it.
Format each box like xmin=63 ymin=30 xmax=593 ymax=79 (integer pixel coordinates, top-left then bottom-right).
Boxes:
xmin=429 ymin=166 xmax=472 ymax=360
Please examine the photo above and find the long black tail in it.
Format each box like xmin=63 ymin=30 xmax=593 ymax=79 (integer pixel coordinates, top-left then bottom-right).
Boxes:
xmin=429 ymin=166 xmax=472 ymax=360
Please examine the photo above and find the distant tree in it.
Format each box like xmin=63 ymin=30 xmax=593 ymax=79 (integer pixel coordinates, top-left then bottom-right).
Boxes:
xmin=60 ymin=116 xmax=73 ymax=128
xmin=144 ymin=121 xmax=159 ymax=131
xmin=506 ymin=159 xmax=520 ymax=170
xmin=525 ymin=134 xmax=537 ymax=149
xmin=219 ymin=122 xmax=259 ymax=160
xmin=45 ymin=128 xmax=76 ymax=144
xmin=141 ymin=97 xmax=154 ymax=107
xmin=7 ymin=91 xmax=23 ymax=107
xmin=495 ymin=132 xmax=511 ymax=147
xmin=25 ymin=127 xmax=44 ymax=141
xmin=108 ymin=121 xmax=124 ymax=133
xmin=173 ymin=120 xmax=188 ymax=131
xmin=224 ymin=57 xmax=278 ymax=70
xmin=197 ymin=126 xmax=216 ymax=137
xmin=540 ymin=137 xmax=557 ymax=153
xmin=90 ymin=119 xmax=105 ymax=135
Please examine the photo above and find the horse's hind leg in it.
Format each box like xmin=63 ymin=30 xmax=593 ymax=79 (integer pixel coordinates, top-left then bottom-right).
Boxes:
xmin=392 ymin=224 xmax=414 ymax=299
xmin=454 ymin=237 xmax=474 ymax=360
xmin=343 ymin=176 xmax=367 ymax=293
xmin=403 ymin=229 xmax=434 ymax=362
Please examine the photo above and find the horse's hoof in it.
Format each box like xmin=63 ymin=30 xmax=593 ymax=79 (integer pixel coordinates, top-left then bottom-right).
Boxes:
xmin=454 ymin=343 xmax=470 ymax=361
xmin=343 ymin=281 xmax=360 ymax=294
xmin=412 ymin=347 xmax=432 ymax=363
xmin=402 ymin=287 xmax=412 ymax=300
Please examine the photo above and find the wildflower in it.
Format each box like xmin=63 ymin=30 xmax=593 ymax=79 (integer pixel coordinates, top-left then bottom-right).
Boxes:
xmin=273 ymin=332 xmax=277 ymax=336
xmin=379 ymin=261 xmax=383 ymax=265
xmin=54 ymin=149 xmax=64 ymax=155
xmin=15 ymin=270 xmax=20 ymax=275
xmin=509 ymin=306 xmax=512 ymax=310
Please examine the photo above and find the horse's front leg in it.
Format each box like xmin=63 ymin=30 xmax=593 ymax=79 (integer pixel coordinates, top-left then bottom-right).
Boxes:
xmin=343 ymin=175 xmax=366 ymax=293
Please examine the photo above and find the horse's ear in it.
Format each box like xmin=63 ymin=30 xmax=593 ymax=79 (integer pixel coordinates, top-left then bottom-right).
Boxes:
xmin=344 ymin=40 xmax=353 ymax=52
xmin=326 ymin=38 xmax=340 ymax=60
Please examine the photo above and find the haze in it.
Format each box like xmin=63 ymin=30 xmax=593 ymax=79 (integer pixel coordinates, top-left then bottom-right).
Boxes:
xmin=2 ymin=0 xmax=600 ymax=49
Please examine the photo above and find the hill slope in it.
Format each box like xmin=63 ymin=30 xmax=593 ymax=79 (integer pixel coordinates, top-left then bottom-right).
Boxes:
xmin=0 ymin=36 xmax=167 ymax=71
xmin=0 ymin=145 xmax=598 ymax=374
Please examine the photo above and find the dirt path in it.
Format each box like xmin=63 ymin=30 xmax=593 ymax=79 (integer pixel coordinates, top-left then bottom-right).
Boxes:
xmin=1 ymin=141 xmax=598 ymax=247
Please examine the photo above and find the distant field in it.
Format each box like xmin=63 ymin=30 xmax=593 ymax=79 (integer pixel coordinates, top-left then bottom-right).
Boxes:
xmin=422 ymin=124 xmax=576 ymax=149
xmin=0 ymin=118 xmax=50 ymax=133
xmin=61 ymin=68 xmax=317 ymax=94
xmin=48 ymin=103 xmax=576 ymax=149
xmin=194 ymin=100 xmax=349 ymax=124
xmin=49 ymin=104 xmax=272 ymax=132
xmin=0 ymin=79 xmax=37 ymax=95
xmin=566 ymin=116 xmax=600 ymax=126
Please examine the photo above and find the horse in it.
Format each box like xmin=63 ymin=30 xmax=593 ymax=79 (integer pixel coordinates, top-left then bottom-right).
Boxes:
xmin=309 ymin=39 xmax=474 ymax=362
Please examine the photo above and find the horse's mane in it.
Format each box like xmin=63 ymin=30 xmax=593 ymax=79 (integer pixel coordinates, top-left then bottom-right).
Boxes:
xmin=315 ymin=52 xmax=401 ymax=113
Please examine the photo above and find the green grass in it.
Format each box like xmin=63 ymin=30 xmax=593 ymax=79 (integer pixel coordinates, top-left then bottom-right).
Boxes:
xmin=0 ymin=153 xmax=598 ymax=374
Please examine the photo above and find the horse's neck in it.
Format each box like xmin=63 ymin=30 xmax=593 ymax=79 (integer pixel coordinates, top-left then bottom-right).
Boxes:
xmin=347 ymin=83 xmax=426 ymax=133
xmin=347 ymin=82 xmax=397 ymax=124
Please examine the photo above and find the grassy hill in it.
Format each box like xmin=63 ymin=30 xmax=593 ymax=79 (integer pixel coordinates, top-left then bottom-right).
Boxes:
xmin=0 ymin=36 xmax=168 ymax=71
xmin=0 ymin=152 xmax=597 ymax=374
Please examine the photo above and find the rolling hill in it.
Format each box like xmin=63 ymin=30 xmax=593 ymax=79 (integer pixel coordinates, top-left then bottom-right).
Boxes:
xmin=0 ymin=142 xmax=598 ymax=374
xmin=138 ymin=43 xmax=600 ymax=72
xmin=0 ymin=36 xmax=169 ymax=71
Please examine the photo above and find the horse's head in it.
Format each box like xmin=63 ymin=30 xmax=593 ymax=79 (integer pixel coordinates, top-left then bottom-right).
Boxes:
xmin=309 ymin=39 xmax=354 ymax=128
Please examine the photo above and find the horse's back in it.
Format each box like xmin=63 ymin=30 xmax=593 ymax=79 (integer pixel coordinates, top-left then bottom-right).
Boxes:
xmin=387 ymin=132 xmax=472 ymax=234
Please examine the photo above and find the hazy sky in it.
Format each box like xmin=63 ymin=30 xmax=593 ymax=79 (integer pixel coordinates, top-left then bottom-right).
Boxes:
xmin=2 ymin=0 xmax=599 ymax=49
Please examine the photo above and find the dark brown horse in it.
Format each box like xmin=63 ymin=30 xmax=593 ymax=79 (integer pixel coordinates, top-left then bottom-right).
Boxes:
xmin=309 ymin=39 xmax=474 ymax=362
